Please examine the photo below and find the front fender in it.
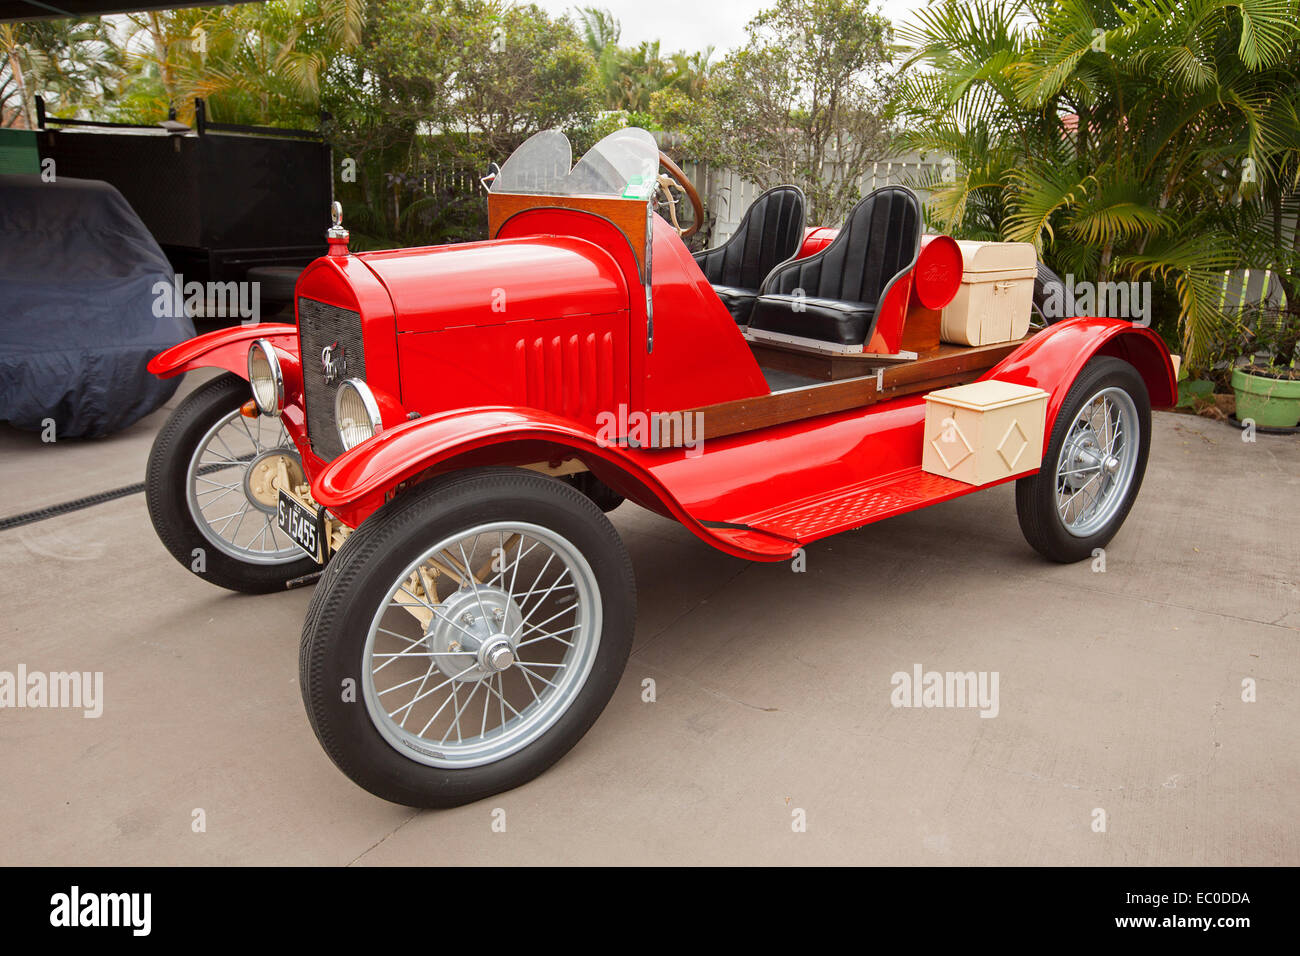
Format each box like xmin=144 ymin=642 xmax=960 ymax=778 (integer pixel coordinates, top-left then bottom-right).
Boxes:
xmin=314 ymin=406 xmax=798 ymax=560
xmin=987 ymin=317 xmax=1176 ymax=434
xmin=147 ymin=323 xmax=299 ymax=379
xmin=148 ymin=322 xmax=311 ymax=460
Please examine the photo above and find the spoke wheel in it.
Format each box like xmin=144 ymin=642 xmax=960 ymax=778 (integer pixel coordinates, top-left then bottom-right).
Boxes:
xmin=362 ymin=522 xmax=602 ymax=768
xmin=300 ymin=467 xmax=635 ymax=808
xmin=1016 ymin=358 xmax=1152 ymax=563
xmin=186 ymin=408 xmax=305 ymax=564
xmin=147 ymin=373 xmax=321 ymax=593
xmin=1053 ymin=387 xmax=1139 ymax=538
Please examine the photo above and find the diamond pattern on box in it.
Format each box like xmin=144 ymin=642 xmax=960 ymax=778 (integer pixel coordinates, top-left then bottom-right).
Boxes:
xmin=996 ymin=418 xmax=1030 ymax=469
xmin=930 ymin=419 xmax=974 ymax=470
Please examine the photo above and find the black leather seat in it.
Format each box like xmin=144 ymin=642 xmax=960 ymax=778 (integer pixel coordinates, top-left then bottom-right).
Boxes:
xmin=693 ymin=185 xmax=805 ymax=325
xmin=748 ymin=186 xmax=922 ymax=348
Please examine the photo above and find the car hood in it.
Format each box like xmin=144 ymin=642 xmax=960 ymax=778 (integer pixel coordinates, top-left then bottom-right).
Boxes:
xmin=358 ymin=236 xmax=630 ymax=334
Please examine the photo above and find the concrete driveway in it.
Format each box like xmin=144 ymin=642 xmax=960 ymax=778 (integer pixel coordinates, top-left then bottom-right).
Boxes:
xmin=1 ymin=371 xmax=1296 ymax=865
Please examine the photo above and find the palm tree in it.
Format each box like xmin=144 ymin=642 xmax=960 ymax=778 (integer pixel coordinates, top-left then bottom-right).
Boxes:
xmin=617 ymin=41 xmax=668 ymax=112
xmin=667 ymin=48 xmax=713 ymax=99
xmin=1 ymin=24 xmax=32 ymax=127
xmin=1 ymin=18 xmax=122 ymax=128
xmin=893 ymin=0 xmax=1300 ymax=366
xmin=117 ymin=0 xmax=364 ymax=128
xmin=573 ymin=7 xmax=712 ymax=114
xmin=575 ymin=5 xmax=620 ymax=56
xmin=575 ymin=6 xmax=626 ymax=109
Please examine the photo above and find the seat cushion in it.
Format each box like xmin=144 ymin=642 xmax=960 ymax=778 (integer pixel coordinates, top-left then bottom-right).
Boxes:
xmin=748 ymin=294 xmax=877 ymax=346
xmin=711 ymin=284 xmax=759 ymax=325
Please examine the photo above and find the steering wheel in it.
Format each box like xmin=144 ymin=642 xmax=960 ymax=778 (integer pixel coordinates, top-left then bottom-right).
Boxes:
xmin=656 ymin=151 xmax=704 ymax=239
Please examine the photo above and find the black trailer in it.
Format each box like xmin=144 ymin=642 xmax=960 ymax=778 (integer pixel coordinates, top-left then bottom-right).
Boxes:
xmin=34 ymin=96 xmax=331 ymax=319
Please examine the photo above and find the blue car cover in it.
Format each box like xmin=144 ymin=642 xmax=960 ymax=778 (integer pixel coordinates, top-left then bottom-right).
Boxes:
xmin=0 ymin=174 xmax=194 ymax=438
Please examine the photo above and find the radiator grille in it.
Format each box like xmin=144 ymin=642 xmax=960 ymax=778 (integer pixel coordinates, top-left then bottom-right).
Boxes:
xmin=297 ymin=297 xmax=366 ymax=461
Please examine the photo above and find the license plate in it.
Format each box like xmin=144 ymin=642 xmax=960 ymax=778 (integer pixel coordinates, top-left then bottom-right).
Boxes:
xmin=277 ymin=489 xmax=324 ymax=563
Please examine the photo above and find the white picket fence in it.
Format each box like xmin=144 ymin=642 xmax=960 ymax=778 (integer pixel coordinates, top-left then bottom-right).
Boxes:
xmin=1218 ymin=267 xmax=1292 ymax=312
xmin=678 ymin=152 xmax=945 ymax=243
xmin=680 ymin=159 xmax=1293 ymax=316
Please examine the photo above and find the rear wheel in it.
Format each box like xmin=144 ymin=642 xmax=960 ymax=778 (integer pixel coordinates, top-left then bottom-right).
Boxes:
xmin=1015 ymin=357 xmax=1151 ymax=562
xmin=146 ymin=373 xmax=320 ymax=592
xmin=299 ymin=467 xmax=636 ymax=808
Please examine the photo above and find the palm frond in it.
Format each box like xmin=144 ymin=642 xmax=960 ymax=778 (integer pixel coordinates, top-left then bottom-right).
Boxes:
xmin=1005 ymin=166 xmax=1093 ymax=249
xmin=1114 ymin=231 xmax=1237 ymax=363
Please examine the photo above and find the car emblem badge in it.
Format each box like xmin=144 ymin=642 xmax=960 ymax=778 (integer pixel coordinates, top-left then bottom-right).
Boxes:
xmin=321 ymin=341 xmax=347 ymax=385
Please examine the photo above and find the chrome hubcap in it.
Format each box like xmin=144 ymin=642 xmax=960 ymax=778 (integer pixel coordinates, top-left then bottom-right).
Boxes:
xmin=480 ymin=638 xmax=515 ymax=673
xmin=425 ymin=585 xmax=524 ymax=683
xmin=1054 ymin=386 xmax=1139 ymax=538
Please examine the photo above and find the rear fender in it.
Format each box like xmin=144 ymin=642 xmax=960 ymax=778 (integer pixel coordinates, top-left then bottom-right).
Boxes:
xmin=986 ymin=317 xmax=1176 ymax=440
xmin=313 ymin=407 xmax=797 ymax=560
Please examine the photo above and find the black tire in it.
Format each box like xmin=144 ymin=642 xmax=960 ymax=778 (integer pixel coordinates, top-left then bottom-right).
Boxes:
xmin=299 ymin=467 xmax=637 ymax=808
xmin=1031 ymin=261 xmax=1070 ymax=326
xmin=568 ymin=471 xmax=625 ymax=513
xmin=1016 ymin=357 xmax=1151 ymax=562
xmin=145 ymin=372 xmax=320 ymax=593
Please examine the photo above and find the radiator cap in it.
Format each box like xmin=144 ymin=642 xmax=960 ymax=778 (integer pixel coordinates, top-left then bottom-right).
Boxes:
xmin=326 ymin=201 xmax=350 ymax=257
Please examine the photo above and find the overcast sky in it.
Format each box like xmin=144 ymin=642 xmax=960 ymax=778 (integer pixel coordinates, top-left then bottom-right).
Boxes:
xmin=533 ymin=0 xmax=930 ymax=57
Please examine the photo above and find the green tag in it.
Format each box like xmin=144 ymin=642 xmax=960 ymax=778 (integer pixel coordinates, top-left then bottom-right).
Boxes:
xmin=622 ymin=175 xmax=653 ymax=200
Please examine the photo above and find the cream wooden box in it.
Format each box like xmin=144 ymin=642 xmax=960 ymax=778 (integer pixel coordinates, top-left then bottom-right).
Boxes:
xmin=921 ymin=380 xmax=1048 ymax=485
xmin=941 ymin=240 xmax=1037 ymax=345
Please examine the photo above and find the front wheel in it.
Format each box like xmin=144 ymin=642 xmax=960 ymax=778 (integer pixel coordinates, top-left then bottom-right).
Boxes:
xmin=1016 ymin=357 xmax=1152 ymax=562
xmin=299 ymin=467 xmax=636 ymax=808
xmin=146 ymin=373 xmax=321 ymax=593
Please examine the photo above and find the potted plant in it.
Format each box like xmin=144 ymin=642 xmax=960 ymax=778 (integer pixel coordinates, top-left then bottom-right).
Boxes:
xmin=1231 ymin=305 xmax=1300 ymax=428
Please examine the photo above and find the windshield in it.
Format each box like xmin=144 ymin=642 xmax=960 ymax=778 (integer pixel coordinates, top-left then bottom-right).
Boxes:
xmin=491 ymin=129 xmax=573 ymax=195
xmin=491 ymin=127 xmax=660 ymax=200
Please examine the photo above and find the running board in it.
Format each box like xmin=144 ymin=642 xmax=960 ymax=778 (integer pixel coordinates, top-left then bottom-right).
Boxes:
xmin=732 ymin=466 xmax=1029 ymax=546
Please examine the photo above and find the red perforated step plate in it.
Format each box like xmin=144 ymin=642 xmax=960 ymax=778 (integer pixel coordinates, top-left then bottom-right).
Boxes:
xmin=739 ymin=468 xmax=1002 ymax=545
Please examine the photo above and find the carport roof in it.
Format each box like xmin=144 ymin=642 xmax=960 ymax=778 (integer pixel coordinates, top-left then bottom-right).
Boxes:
xmin=2 ymin=0 xmax=257 ymax=21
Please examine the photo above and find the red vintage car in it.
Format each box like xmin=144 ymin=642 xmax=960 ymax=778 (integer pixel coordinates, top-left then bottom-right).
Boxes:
xmin=145 ymin=128 xmax=1175 ymax=807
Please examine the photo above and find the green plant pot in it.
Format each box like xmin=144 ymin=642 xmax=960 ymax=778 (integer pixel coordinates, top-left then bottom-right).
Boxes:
xmin=1231 ymin=367 xmax=1300 ymax=428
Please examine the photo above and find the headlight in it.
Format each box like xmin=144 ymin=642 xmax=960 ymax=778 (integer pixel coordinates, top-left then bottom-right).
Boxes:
xmin=247 ymin=339 xmax=284 ymax=416
xmin=335 ymin=378 xmax=382 ymax=451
